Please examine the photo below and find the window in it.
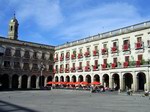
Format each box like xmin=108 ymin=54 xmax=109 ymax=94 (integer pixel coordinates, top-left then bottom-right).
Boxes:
xmin=42 ymin=53 xmax=45 ymax=60
xmin=113 ymin=58 xmax=117 ymax=63
xmin=14 ymin=62 xmax=20 ymax=68
xmin=33 ymin=52 xmax=37 ymax=59
xmin=95 ymin=46 xmax=98 ymax=51
xmin=49 ymin=65 xmax=53 ymax=71
xmin=86 ymin=61 xmax=90 ymax=66
xmin=79 ymin=49 xmax=82 ymax=54
xmin=123 ymin=40 xmax=129 ymax=45
xmin=104 ymin=59 xmax=107 ymax=64
xmin=4 ymin=61 xmax=10 ymax=67
xmin=137 ymin=37 xmax=142 ymax=42
xmin=125 ymin=56 xmax=129 ymax=62
xmin=5 ymin=48 xmax=11 ymax=56
xmin=24 ymin=51 xmax=30 ymax=58
xmin=138 ymin=54 xmax=142 ymax=61
xmin=79 ymin=62 xmax=82 ymax=67
xmin=113 ymin=42 xmax=117 ymax=47
xmin=14 ymin=49 xmax=21 ymax=57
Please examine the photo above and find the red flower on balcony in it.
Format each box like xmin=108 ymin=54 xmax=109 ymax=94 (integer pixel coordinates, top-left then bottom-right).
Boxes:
xmin=54 ymin=57 xmax=58 ymax=62
xmin=101 ymin=48 xmax=107 ymax=55
xmin=65 ymin=55 xmax=70 ymax=59
xmin=85 ymin=66 xmax=90 ymax=71
xmin=93 ymin=65 xmax=98 ymax=71
xmin=136 ymin=60 xmax=141 ymax=67
xmin=59 ymin=68 xmax=64 ymax=73
xmin=111 ymin=63 xmax=116 ymax=69
xmin=93 ymin=50 xmax=98 ymax=56
xmin=71 ymin=54 xmax=76 ymax=59
xmin=101 ymin=64 xmax=107 ymax=69
xmin=60 ymin=56 xmax=64 ymax=61
xmin=65 ymin=68 xmax=69 ymax=73
xmin=123 ymin=62 xmax=129 ymax=68
xmin=123 ymin=44 xmax=129 ymax=51
xmin=84 ymin=52 xmax=90 ymax=57
xmin=135 ymin=42 xmax=142 ymax=49
xmin=111 ymin=47 xmax=117 ymax=53
xmin=78 ymin=54 xmax=83 ymax=59
xmin=71 ymin=67 xmax=76 ymax=72
xmin=78 ymin=67 xmax=83 ymax=72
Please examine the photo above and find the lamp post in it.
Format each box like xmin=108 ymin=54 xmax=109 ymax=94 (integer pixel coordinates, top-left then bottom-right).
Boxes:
xmin=40 ymin=62 xmax=45 ymax=89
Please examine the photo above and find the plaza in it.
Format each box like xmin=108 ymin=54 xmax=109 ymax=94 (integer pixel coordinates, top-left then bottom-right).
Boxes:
xmin=0 ymin=89 xmax=150 ymax=112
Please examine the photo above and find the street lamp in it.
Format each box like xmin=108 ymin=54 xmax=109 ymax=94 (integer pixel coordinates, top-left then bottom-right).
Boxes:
xmin=40 ymin=62 xmax=45 ymax=89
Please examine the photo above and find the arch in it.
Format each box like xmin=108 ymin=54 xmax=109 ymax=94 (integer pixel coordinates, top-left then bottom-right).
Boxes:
xmin=66 ymin=76 xmax=70 ymax=82
xmin=78 ymin=75 xmax=83 ymax=82
xmin=72 ymin=75 xmax=76 ymax=82
xmin=103 ymin=74 xmax=109 ymax=88
xmin=12 ymin=74 xmax=19 ymax=89
xmin=55 ymin=76 xmax=59 ymax=82
xmin=112 ymin=73 xmax=120 ymax=90
xmin=47 ymin=76 xmax=53 ymax=82
xmin=0 ymin=74 xmax=9 ymax=89
xmin=31 ymin=75 xmax=36 ymax=88
xmin=123 ymin=73 xmax=133 ymax=90
xmin=60 ymin=76 xmax=64 ymax=82
xmin=86 ymin=75 xmax=91 ymax=83
xmin=21 ymin=75 xmax=28 ymax=89
xmin=39 ymin=76 xmax=45 ymax=87
xmin=93 ymin=74 xmax=100 ymax=82
xmin=137 ymin=72 xmax=146 ymax=91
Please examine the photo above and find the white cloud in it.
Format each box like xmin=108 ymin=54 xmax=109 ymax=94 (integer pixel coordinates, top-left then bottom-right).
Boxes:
xmin=55 ymin=2 xmax=147 ymax=42
xmin=13 ymin=0 xmax=64 ymax=30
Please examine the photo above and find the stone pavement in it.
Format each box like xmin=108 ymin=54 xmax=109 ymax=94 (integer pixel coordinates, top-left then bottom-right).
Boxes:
xmin=0 ymin=89 xmax=150 ymax=112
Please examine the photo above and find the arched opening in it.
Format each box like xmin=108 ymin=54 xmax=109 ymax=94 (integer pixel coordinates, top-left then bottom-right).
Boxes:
xmin=0 ymin=74 xmax=9 ymax=89
xmin=103 ymin=74 xmax=109 ymax=88
xmin=72 ymin=75 xmax=76 ymax=82
xmin=137 ymin=72 xmax=146 ymax=91
xmin=124 ymin=73 xmax=133 ymax=90
xmin=55 ymin=76 xmax=58 ymax=82
xmin=60 ymin=76 xmax=64 ymax=82
xmin=47 ymin=76 xmax=53 ymax=82
xmin=93 ymin=74 xmax=100 ymax=82
xmin=66 ymin=76 xmax=70 ymax=82
xmin=31 ymin=75 xmax=36 ymax=88
xmin=78 ymin=75 xmax=83 ymax=82
xmin=39 ymin=76 xmax=45 ymax=87
xmin=86 ymin=75 xmax=91 ymax=83
xmin=112 ymin=74 xmax=120 ymax=90
xmin=12 ymin=75 xmax=19 ymax=89
xmin=21 ymin=75 xmax=28 ymax=89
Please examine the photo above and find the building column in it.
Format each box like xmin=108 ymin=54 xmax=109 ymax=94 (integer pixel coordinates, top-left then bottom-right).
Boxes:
xmin=44 ymin=77 xmax=48 ymax=87
xmin=9 ymin=76 xmax=12 ymax=89
xmin=18 ymin=76 xmax=22 ymax=89
xmin=27 ymin=76 xmax=31 ymax=89
xmin=146 ymin=71 xmax=149 ymax=91
xmin=133 ymin=72 xmax=138 ymax=92
xmin=36 ymin=76 xmax=40 ymax=89
xmin=109 ymin=76 xmax=114 ymax=89
xmin=120 ymin=74 xmax=125 ymax=91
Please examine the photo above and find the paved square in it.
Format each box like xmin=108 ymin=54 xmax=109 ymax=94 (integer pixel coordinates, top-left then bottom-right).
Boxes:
xmin=0 ymin=90 xmax=150 ymax=112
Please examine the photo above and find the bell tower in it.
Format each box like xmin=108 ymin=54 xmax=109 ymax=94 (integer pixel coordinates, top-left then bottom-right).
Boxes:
xmin=8 ymin=13 xmax=19 ymax=40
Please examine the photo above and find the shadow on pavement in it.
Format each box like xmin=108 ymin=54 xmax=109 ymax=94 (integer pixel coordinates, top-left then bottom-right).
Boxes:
xmin=0 ymin=100 xmax=39 ymax=112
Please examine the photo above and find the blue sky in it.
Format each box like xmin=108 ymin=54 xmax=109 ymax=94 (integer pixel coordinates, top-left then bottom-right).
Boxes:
xmin=0 ymin=0 xmax=150 ymax=46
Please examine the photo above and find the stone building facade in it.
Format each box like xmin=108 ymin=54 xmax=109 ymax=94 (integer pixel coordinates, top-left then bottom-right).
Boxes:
xmin=54 ymin=21 xmax=150 ymax=92
xmin=0 ymin=16 xmax=55 ymax=90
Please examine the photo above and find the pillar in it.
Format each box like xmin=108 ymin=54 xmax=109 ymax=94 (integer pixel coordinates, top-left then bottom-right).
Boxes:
xmin=120 ymin=74 xmax=125 ymax=91
xmin=27 ymin=76 xmax=31 ymax=89
xmin=18 ymin=76 xmax=22 ymax=89
xmin=44 ymin=77 xmax=48 ymax=87
xmin=109 ymin=76 xmax=114 ymax=89
xmin=36 ymin=76 xmax=40 ymax=89
xmin=9 ymin=76 xmax=12 ymax=89
xmin=133 ymin=72 xmax=138 ymax=92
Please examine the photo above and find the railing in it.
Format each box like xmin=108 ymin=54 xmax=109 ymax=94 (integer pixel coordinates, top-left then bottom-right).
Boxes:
xmin=135 ymin=42 xmax=144 ymax=49
xmin=122 ymin=44 xmax=130 ymax=51
xmin=93 ymin=50 xmax=99 ymax=56
xmin=101 ymin=48 xmax=108 ymax=55
xmin=84 ymin=52 xmax=90 ymax=57
xmin=78 ymin=54 xmax=83 ymax=59
xmin=111 ymin=46 xmax=118 ymax=53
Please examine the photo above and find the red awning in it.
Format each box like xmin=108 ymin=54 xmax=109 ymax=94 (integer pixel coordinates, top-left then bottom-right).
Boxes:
xmin=47 ymin=81 xmax=55 ymax=84
xmin=80 ymin=81 xmax=89 ymax=85
xmin=91 ymin=81 xmax=101 ymax=85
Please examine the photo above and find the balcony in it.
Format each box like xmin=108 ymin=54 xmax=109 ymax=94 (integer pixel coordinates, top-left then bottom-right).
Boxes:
xmin=111 ymin=47 xmax=118 ymax=53
xmin=101 ymin=64 xmax=107 ymax=70
xmin=111 ymin=63 xmax=117 ymax=69
xmin=93 ymin=50 xmax=99 ymax=56
xmin=101 ymin=48 xmax=108 ymax=55
xmin=77 ymin=67 xmax=83 ymax=72
xmin=60 ymin=56 xmax=64 ymax=61
xmin=85 ymin=66 xmax=91 ymax=72
xmin=122 ymin=44 xmax=130 ymax=51
xmin=54 ymin=57 xmax=58 ymax=62
xmin=136 ymin=60 xmax=141 ymax=67
xmin=84 ymin=52 xmax=90 ymax=57
xmin=65 ymin=55 xmax=70 ymax=60
xmin=78 ymin=53 xmax=83 ymax=59
xmin=71 ymin=54 xmax=76 ymax=60
xmin=123 ymin=62 xmax=129 ymax=68
xmin=65 ymin=68 xmax=70 ymax=73
xmin=71 ymin=67 xmax=76 ymax=73
xmin=59 ymin=68 xmax=64 ymax=73
xmin=135 ymin=42 xmax=143 ymax=49
xmin=92 ymin=65 xmax=99 ymax=71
